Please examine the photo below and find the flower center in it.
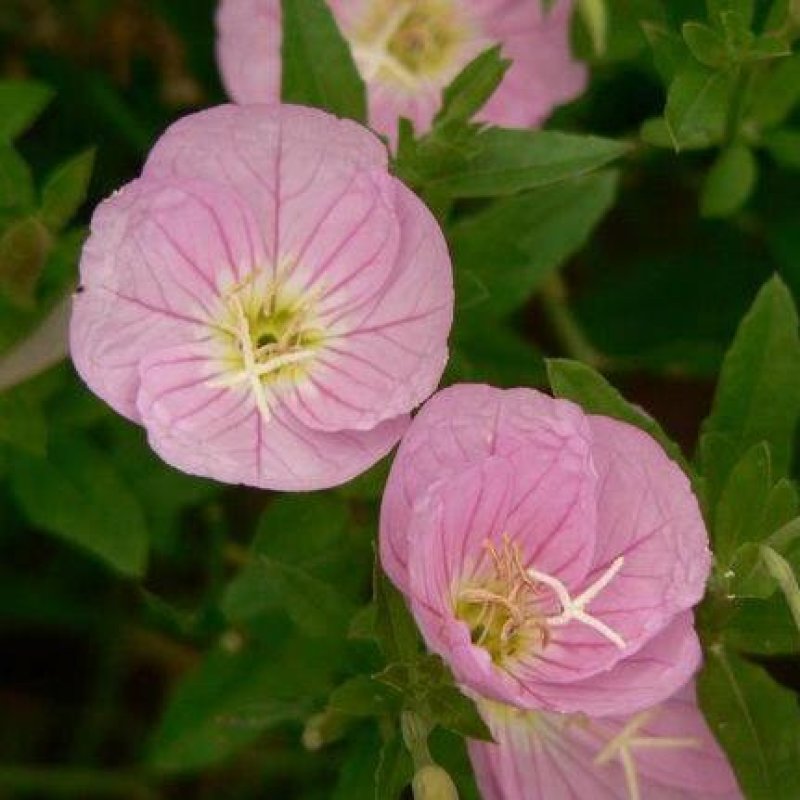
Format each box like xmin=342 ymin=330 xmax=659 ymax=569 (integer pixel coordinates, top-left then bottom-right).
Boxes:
xmin=209 ymin=273 xmax=324 ymax=418
xmin=455 ymin=535 xmax=627 ymax=667
xmin=456 ymin=537 xmax=550 ymax=664
xmin=349 ymin=0 xmax=470 ymax=89
xmin=387 ymin=7 xmax=460 ymax=75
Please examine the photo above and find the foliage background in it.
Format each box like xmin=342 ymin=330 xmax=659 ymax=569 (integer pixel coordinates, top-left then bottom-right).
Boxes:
xmin=0 ymin=0 xmax=798 ymax=797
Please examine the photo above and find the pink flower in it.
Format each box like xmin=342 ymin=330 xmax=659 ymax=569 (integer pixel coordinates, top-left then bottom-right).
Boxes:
xmin=469 ymin=682 xmax=742 ymax=800
xmin=70 ymin=104 xmax=453 ymax=490
xmin=215 ymin=0 xmax=587 ymax=144
xmin=380 ymin=385 xmax=710 ymax=716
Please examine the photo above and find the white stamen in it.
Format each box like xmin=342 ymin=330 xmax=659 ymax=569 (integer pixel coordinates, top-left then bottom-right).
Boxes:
xmin=527 ymin=557 xmax=626 ymax=649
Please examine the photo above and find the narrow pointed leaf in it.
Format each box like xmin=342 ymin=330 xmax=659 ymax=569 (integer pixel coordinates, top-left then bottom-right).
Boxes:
xmin=281 ymin=0 xmax=366 ymax=122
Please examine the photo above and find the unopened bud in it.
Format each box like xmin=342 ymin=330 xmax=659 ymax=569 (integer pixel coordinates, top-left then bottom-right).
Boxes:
xmin=412 ymin=764 xmax=459 ymax=800
xmin=578 ymin=0 xmax=607 ymax=55
xmin=301 ymin=709 xmax=348 ymax=751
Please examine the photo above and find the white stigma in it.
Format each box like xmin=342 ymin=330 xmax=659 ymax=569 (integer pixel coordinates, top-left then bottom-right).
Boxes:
xmin=528 ymin=557 xmax=627 ymax=649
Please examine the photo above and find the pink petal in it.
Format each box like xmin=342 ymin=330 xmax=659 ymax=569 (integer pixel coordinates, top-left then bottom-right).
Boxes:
xmin=580 ymin=415 xmax=711 ymax=654
xmin=144 ymin=104 xmax=387 ymax=234
xmin=525 ymin=612 xmax=702 ymax=717
xmin=380 ymin=385 xmax=591 ymax=592
xmin=478 ymin=0 xmax=588 ymax=129
xmin=594 ymin=683 xmax=742 ymax=798
xmin=216 ymin=0 xmax=281 ymax=104
xmin=469 ymin=680 xmax=742 ymax=800
xmin=70 ymin=176 xmax=266 ymax=420
xmin=137 ymin=342 xmax=409 ymax=490
xmin=281 ymin=181 xmax=453 ymax=432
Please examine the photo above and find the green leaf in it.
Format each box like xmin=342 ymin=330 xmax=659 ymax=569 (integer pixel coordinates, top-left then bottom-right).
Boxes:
xmin=419 ymin=129 xmax=628 ymax=198
xmin=448 ymin=321 xmax=545 ymax=389
xmin=374 ymin=561 xmax=421 ymax=664
xmin=746 ymin=33 xmax=791 ymax=61
xmin=0 ymin=144 xmax=35 ymax=218
xmin=730 ymin=482 xmax=800 ymax=597
xmin=699 ymin=644 xmax=800 ymax=799
xmin=0 ymin=80 xmax=54 ymax=141
xmin=252 ymin=492 xmax=350 ymax=565
xmin=764 ymin=129 xmax=800 ymax=171
xmin=701 ymin=276 xmax=800 ymax=479
xmin=257 ymin=556 xmax=355 ymax=638
xmin=222 ymin=493 xmax=353 ymax=625
xmin=40 ymin=149 xmax=95 ymax=233
xmin=149 ymin=640 xmax=321 ymax=773
xmin=707 ymin=1 xmax=755 ymax=44
xmin=664 ymin=63 xmax=735 ymax=150
xmin=760 ymin=545 xmax=800 ymax=634
xmin=714 ymin=442 xmax=772 ymax=569
xmin=434 ymin=47 xmax=509 ymax=129
xmin=9 ymin=434 xmax=149 ymax=577
xmin=750 ymin=55 xmax=800 ymax=129
xmin=333 ymin=726 xmax=382 ymax=800
xmin=639 ymin=116 xmax=675 ymax=148
xmin=451 ymin=171 xmax=618 ymax=318
xmin=0 ymin=383 xmax=46 ymax=455
xmin=682 ymin=22 xmax=728 ymax=68
xmin=328 ymin=676 xmax=401 ymax=718
xmin=425 ymin=685 xmax=492 ymax=742
xmin=706 ymin=0 xmax=755 ymax=29
xmin=641 ymin=22 xmax=689 ymax=83
xmin=700 ymin=144 xmax=757 ymax=217
xmin=546 ymin=358 xmax=689 ymax=471
xmin=0 ymin=216 xmax=51 ymax=308
xmin=726 ymin=594 xmax=800 ymax=654
xmin=281 ymin=0 xmax=366 ymax=123
xmin=375 ymin=734 xmax=413 ymax=800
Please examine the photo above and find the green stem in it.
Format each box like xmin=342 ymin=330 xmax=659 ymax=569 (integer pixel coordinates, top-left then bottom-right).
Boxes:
xmin=725 ymin=65 xmax=752 ymax=146
xmin=539 ymin=275 xmax=607 ymax=368
xmin=401 ymin=711 xmax=433 ymax=769
xmin=0 ymin=765 xmax=157 ymax=799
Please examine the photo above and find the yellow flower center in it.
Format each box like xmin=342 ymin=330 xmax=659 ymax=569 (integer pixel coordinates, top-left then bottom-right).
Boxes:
xmin=456 ymin=537 xmax=550 ymax=665
xmin=349 ymin=0 xmax=471 ymax=90
xmin=209 ymin=272 xmax=324 ymax=418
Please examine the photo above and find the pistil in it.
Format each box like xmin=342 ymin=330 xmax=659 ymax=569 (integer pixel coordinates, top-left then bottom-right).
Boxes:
xmin=527 ymin=557 xmax=627 ymax=649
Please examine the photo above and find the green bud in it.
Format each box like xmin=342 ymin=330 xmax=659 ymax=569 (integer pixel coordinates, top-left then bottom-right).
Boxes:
xmin=301 ymin=709 xmax=349 ymax=750
xmin=412 ymin=765 xmax=459 ymax=800
xmin=578 ymin=0 xmax=607 ymax=55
